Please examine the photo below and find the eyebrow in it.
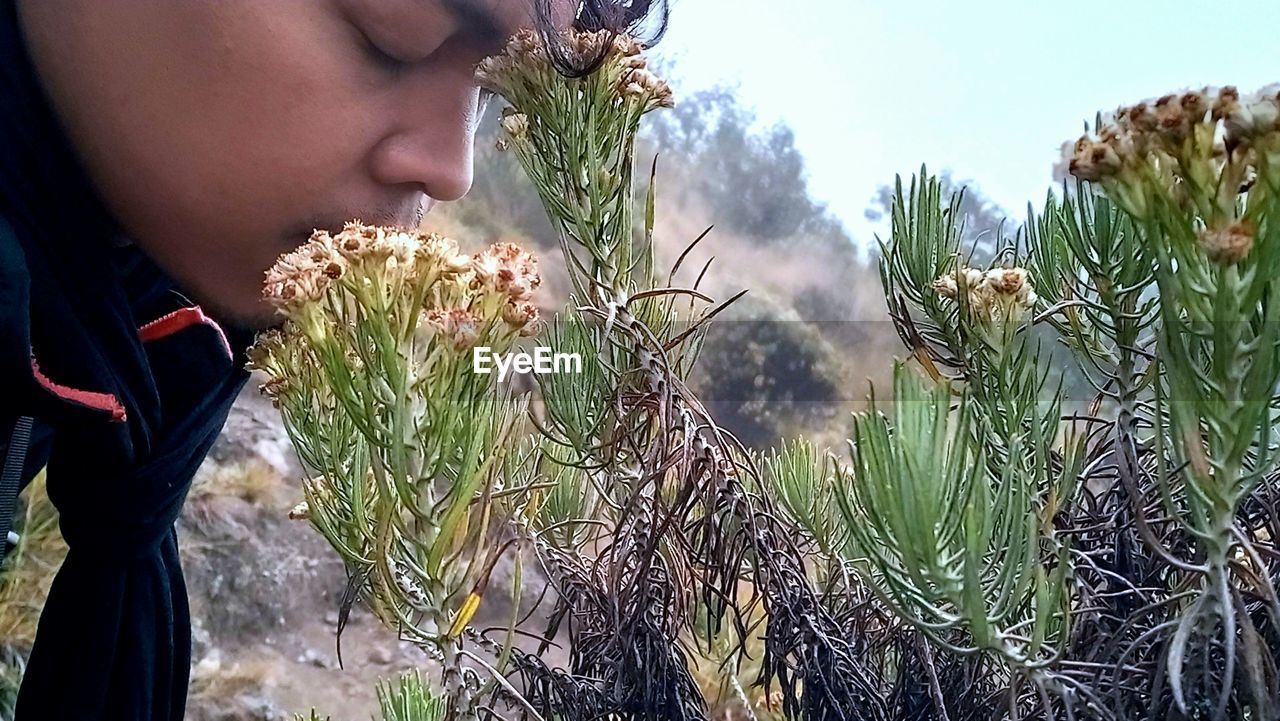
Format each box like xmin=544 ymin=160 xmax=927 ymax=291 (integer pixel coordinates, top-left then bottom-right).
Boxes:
xmin=440 ymin=0 xmax=508 ymax=51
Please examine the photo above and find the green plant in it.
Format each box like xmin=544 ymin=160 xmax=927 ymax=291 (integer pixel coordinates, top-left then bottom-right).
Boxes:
xmin=377 ymin=671 xmax=449 ymax=721
xmin=296 ymin=671 xmax=447 ymax=721
xmin=841 ymin=85 xmax=1280 ymax=719
xmin=1065 ymin=86 xmax=1280 ymax=718
xmin=249 ymin=225 xmax=541 ymax=715
xmin=251 ymin=11 xmax=1280 ymax=719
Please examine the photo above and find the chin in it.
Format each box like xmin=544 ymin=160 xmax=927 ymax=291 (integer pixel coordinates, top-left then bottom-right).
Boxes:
xmin=193 ymin=290 xmax=283 ymax=332
xmin=234 ymin=307 xmax=287 ymax=332
xmin=224 ymin=302 xmax=285 ymax=332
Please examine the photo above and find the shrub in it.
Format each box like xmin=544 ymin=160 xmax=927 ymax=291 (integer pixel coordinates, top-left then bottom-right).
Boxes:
xmin=251 ymin=24 xmax=1280 ymax=721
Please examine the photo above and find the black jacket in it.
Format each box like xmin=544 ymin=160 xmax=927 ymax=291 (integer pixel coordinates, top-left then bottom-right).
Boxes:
xmin=0 ymin=1 xmax=251 ymax=718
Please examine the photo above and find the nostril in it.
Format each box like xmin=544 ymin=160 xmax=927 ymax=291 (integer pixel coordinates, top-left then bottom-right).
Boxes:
xmin=425 ymin=164 xmax=473 ymax=203
xmin=368 ymin=130 xmax=475 ymax=204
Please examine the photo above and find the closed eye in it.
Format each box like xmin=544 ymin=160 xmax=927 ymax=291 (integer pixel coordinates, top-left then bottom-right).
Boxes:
xmin=441 ymin=0 xmax=507 ymax=55
xmin=353 ymin=23 xmax=410 ymax=77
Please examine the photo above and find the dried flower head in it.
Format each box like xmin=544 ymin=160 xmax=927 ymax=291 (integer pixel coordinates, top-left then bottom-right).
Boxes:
xmin=246 ymin=327 xmax=285 ymax=370
xmin=1199 ymin=220 xmax=1255 ymax=264
xmin=471 ymin=241 xmax=541 ymax=301
xmin=931 ymin=274 xmax=958 ymax=298
xmin=932 ymin=268 xmax=985 ymax=299
xmin=985 ymin=267 xmax=1028 ymax=296
xmin=502 ymin=300 xmax=541 ymax=335
xmin=262 ymin=233 xmax=347 ymax=314
xmin=1068 ymin=136 xmax=1124 ymax=183
xmin=475 ymin=28 xmax=673 ymax=112
xmin=425 ymin=308 xmax=481 ymax=352
xmin=417 ymin=232 xmax=472 ymax=276
xmin=934 ymin=267 xmax=1037 ymax=324
xmin=245 ymin=328 xmax=296 ymax=405
xmin=500 ymin=110 xmax=529 ymax=139
xmin=618 ymin=66 xmax=674 ymax=109
xmin=332 ymin=221 xmax=421 ymax=272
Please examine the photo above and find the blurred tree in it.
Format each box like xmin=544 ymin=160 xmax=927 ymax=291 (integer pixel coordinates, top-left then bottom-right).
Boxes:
xmin=865 ymin=170 xmax=1011 ymax=264
xmin=645 ymin=85 xmax=852 ymax=249
xmin=690 ymin=292 xmax=845 ymax=448
xmin=460 ymin=111 xmax=557 ymax=245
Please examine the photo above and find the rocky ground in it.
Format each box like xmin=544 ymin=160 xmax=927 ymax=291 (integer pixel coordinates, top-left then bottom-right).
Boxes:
xmin=181 ymin=386 xmax=413 ymax=720
xmin=7 ymin=377 xmax=746 ymax=720
xmin=181 ymin=384 xmax=554 ymax=721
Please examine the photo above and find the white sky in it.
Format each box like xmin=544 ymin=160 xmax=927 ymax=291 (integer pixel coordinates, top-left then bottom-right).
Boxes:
xmin=649 ymin=0 xmax=1280 ymax=246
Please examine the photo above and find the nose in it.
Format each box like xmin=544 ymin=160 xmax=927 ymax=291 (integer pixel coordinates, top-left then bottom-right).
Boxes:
xmin=366 ymin=68 xmax=481 ymax=203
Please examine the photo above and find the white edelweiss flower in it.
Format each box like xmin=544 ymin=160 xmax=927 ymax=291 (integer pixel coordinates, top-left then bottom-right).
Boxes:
xmin=932 ymin=274 xmax=958 ymax=298
xmin=984 ymin=268 xmax=1028 ymax=296
xmin=470 ymin=242 xmax=541 ymax=301
xmin=288 ymin=500 xmax=310 ymax=521
xmin=500 ymin=112 xmax=529 ymax=139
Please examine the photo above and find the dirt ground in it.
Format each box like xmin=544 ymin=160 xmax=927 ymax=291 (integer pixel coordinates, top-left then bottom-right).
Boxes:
xmin=182 ymin=386 xmax=401 ymax=720
xmin=182 ymin=385 xmax=558 ymax=721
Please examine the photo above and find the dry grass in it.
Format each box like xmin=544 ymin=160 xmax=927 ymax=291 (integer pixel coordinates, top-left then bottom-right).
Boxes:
xmin=0 ymin=470 xmax=67 ymax=716
xmin=188 ymin=653 xmax=276 ymax=702
xmin=684 ymin=585 xmax=788 ymax=721
xmin=189 ymin=458 xmax=285 ymax=507
xmin=0 ymin=471 xmax=67 ymax=649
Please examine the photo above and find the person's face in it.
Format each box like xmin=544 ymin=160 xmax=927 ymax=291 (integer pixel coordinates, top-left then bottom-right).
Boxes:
xmin=18 ymin=0 xmax=549 ymax=328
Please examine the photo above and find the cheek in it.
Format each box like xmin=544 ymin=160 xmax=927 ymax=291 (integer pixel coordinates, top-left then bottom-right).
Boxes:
xmin=67 ymin=1 xmax=394 ymax=319
xmin=116 ymin=2 xmax=382 ymax=230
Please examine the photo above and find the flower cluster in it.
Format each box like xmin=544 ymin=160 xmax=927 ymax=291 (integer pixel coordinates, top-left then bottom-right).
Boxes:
xmin=424 ymin=308 xmax=481 ymax=352
xmin=1071 ymin=88 xmax=1276 ymax=184
xmin=257 ymin=221 xmax=540 ymax=338
xmin=1199 ymin=219 xmax=1255 ymax=265
xmin=1076 ymin=86 xmax=1280 ymax=174
xmin=262 ymin=222 xmax=471 ymax=315
xmin=1068 ymin=84 xmax=1279 ymax=266
xmin=248 ymin=222 xmax=543 ymax=435
xmin=1067 ymin=88 xmax=1232 ymax=182
xmin=470 ymin=241 xmax=540 ymax=301
xmin=933 ymin=267 xmax=1037 ymax=324
xmin=613 ymin=44 xmax=673 ymax=109
xmin=476 ymin=28 xmax=673 ymax=117
xmin=248 ymin=223 xmax=545 ymax=673
xmin=245 ymin=327 xmax=290 ymax=402
xmin=495 ymin=109 xmax=529 ymax=151
xmin=261 ymin=235 xmax=347 ymax=315
xmin=476 ymin=28 xmax=672 ymax=293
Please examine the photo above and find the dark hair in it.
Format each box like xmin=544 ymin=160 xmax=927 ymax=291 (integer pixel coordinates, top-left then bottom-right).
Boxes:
xmin=535 ymin=0 xmax=670 ymax=77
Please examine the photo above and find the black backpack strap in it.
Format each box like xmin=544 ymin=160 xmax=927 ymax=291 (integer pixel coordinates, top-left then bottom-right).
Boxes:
xmin=0 ymin=415 xmax=34 ymax=562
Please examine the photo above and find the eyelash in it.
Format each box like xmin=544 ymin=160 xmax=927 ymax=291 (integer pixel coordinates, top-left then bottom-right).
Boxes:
xmin=356 ymin=27 xmax=409 ymax=76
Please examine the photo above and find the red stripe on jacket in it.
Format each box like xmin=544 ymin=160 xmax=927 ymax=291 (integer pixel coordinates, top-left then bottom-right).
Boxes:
xmin=24 ymin=306 xmax=231 ymax=425
xmin=29 ymin=356 xmax=128 ymax=423
xmin=137 ymin=306 xmax=232 ymax=360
